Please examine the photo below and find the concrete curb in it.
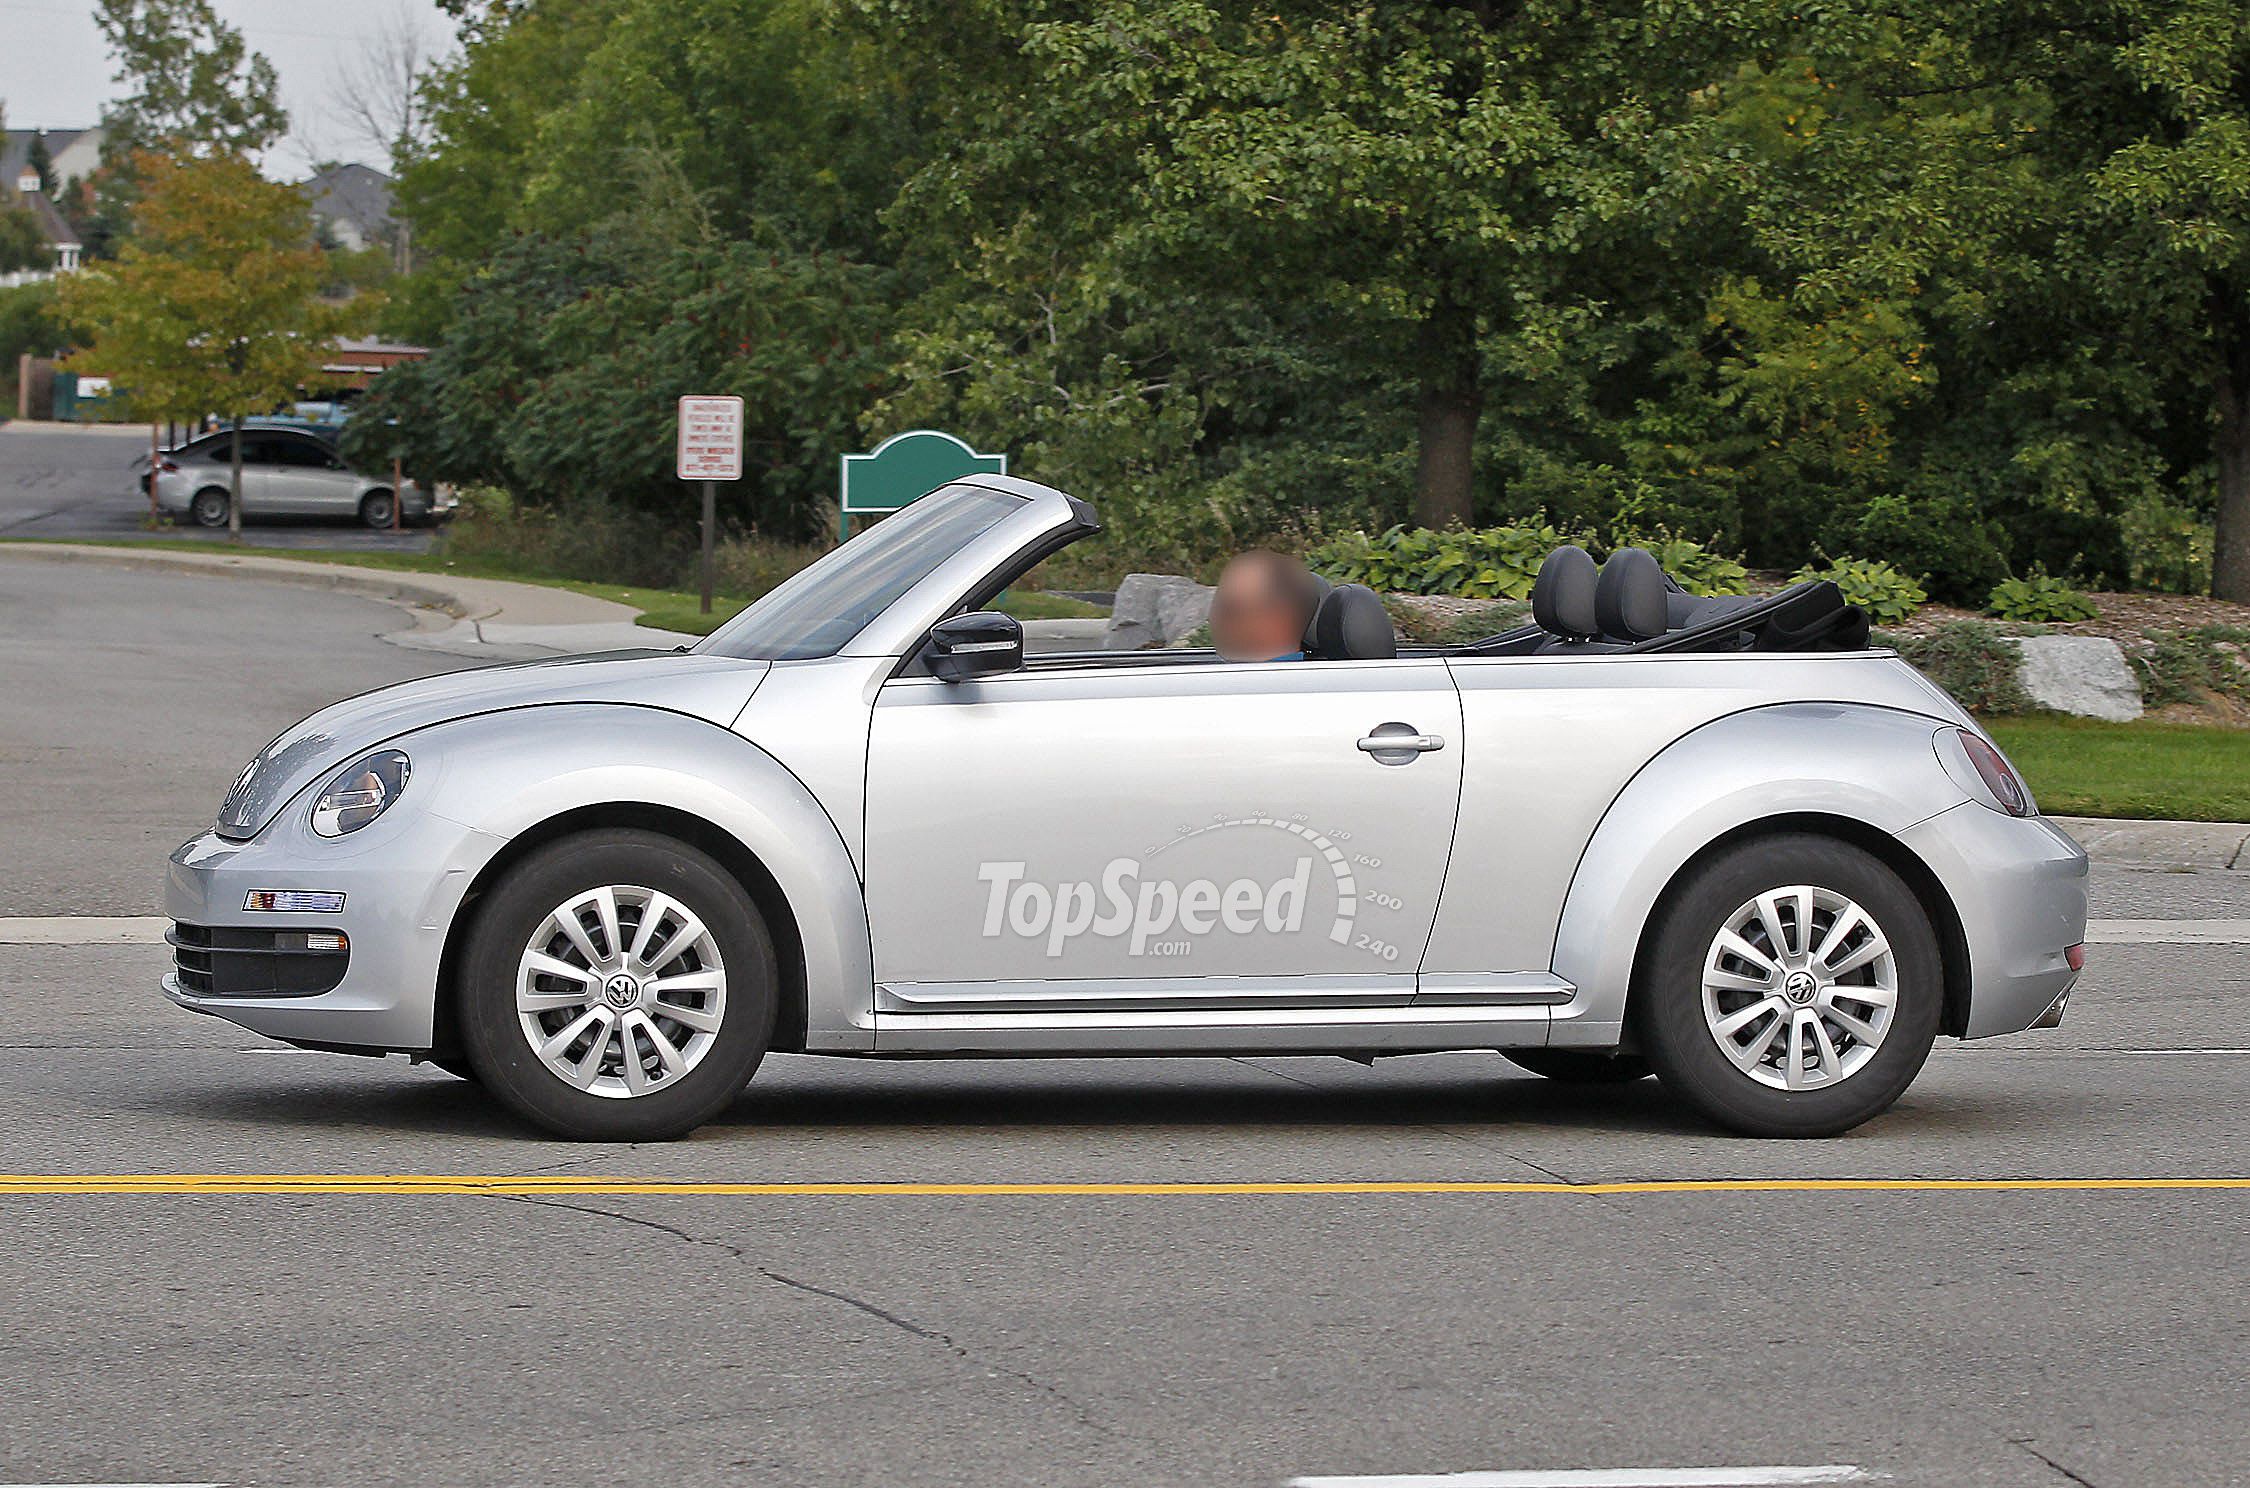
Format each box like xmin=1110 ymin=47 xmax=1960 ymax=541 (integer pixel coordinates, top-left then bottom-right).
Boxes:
xmin=0 ymin=540 xmax=641 ymax=629
xmin=2052 ymin=815 xmax=2249 ymax=872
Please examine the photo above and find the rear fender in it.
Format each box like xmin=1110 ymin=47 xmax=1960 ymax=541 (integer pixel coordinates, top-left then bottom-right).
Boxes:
xmin=1547 ymin=703 xmax=1970 ymax=1045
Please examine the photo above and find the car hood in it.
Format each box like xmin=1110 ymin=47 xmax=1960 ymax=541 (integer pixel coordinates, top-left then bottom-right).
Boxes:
xmin=214 ymin=649 xmax=771 ymax=839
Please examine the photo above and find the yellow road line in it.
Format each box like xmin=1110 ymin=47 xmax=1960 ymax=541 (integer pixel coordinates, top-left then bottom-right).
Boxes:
xmin=0 ymin=1175 xmax=2245 ymax=1196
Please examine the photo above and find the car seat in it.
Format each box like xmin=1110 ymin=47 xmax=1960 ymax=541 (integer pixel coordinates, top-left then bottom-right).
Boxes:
xmin=1306 ymin=583 xmax=1397 ymax=660
xmin=1595 ymin=546 xmax=1670 ymax=644
xmin=1530 ymin=545 xmax=1601 ymax=650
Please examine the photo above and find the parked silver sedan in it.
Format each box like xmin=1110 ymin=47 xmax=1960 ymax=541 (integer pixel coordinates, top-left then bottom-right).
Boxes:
xmin=163 ymin=474 xmax=2087 ymax=1142
xmin=147 ymin=426 xmax=455 ymax=529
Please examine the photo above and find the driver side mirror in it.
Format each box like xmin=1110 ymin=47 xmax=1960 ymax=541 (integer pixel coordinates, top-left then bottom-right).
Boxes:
xmin=927 ymin=610 xmax=1023 ymax=683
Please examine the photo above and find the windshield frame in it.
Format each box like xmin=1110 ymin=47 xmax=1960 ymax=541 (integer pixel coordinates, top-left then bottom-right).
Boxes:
xmin=692 ymin=476 xmax=1095 ymax=662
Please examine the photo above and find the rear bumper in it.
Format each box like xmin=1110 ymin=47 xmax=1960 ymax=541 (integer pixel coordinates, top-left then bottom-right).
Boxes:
xmin=1898 ymin=804 xmax=2089 ymax=1038
xmin=162 ymin=809 xmax=504 ymax=1052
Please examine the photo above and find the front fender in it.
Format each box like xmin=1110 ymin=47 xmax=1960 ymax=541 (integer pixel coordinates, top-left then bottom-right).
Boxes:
xmin=411 ymin=703 xmax=875 ymax=1050
xmin=1547 ymin=703 xmax=1971 ymax=1045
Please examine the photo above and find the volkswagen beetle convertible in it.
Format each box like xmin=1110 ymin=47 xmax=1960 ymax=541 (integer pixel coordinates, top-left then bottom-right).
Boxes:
xmin=165 ymin=475 xmax=2088 ymax=1140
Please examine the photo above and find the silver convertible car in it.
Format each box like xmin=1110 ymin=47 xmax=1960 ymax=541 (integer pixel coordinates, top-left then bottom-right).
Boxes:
xmin=164 ymin=475 xmax=2088 ymax=1141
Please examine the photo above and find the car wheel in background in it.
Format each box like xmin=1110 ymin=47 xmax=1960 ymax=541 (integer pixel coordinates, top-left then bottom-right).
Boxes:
xmin=458 ymin=828 xmax=777 ymax=1141
xmin=1633 ymin=832 xmax=1941 ymax=1138
xmin=1500 ymin=1050 xmax=1653 ymax=1083
xmin=358 ymin=490 xmax=397 ymax=529
xmin=190 ymin=488 xmax=230 ymax=528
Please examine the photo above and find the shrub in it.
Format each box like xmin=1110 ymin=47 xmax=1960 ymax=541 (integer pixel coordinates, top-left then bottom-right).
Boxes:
xmin=1889 ymin=620 xmax=2033 ymax=715
xmin=2119 ymin=489 xmax=2215 ymax=596
xmin=1986 ymin=571 xmax=2099 ymax=624
xmin=438 ymin=488 xmax=690 ymax=589
xmin=2132 ymin=626 xmax=2250 ymax=709
xmin=706 ymin=532 xmax=825 ymax=600
xmin=1308 ymin=522 xmax=1588 ymax=599
xmin=1847 ymin=490 xmax=2010 ymax=606
xmin=1608 ymin=531 xmax=1750 ymax=596
xmin=1793 ymin=556 xmax=1927 ymax=624
xmin=1383 ymin=598 xmax=1528 ymax=645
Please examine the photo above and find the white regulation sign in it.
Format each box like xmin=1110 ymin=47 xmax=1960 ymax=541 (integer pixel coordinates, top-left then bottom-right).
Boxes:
xmin=676 ymin=395 xmax=744 ymax=481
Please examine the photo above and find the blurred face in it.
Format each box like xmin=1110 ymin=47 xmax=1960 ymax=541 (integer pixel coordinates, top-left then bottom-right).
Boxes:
xmin=1210 ymin=556 xmax=1308 ymax=662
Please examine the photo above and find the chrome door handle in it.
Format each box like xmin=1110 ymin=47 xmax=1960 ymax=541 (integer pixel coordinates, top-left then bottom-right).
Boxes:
xmin=1357 ymin=727 xmax=1445 ymax=757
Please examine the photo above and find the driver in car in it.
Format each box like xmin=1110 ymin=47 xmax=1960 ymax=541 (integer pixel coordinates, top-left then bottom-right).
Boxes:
xmin=1209 ymin=550 xmax=1321 ymax=662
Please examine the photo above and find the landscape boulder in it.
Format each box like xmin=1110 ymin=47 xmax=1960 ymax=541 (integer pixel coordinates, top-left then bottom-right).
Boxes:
xmin=2005 ymin=635 xmax=2143 ymax=722
xmin=1105 ymin=573 xmax=1213 ymax=650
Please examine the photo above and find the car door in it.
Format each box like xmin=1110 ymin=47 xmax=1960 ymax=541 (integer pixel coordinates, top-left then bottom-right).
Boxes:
xmin=267 ymin=434 xmax=351 ymax=515
xmin=862 ymin=655 xmax=1465 ymax=1013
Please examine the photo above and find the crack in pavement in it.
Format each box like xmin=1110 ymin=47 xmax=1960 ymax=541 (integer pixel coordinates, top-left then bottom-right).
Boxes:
xmin=2014 ymin=1439 xmax=2102 ymax=1487
xmin=500 ymin=1192 xmax=1124 ymax=1442
xmin=1229 ymin=1055 xmax=1584 ymax=1184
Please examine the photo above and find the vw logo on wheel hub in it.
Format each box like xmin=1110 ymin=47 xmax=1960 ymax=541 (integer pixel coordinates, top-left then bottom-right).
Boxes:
xmin=602 ymin=972 xmax=642 ymax=1010
xmin=1783 ymin=969 xmax=1819 ymax=1006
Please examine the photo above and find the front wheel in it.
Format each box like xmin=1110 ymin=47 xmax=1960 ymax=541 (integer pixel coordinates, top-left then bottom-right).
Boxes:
xmin=458 ymin=829 xmax=777 ymax=1140
xmin=1633 ymin=833 xmax=1941 ymax=1138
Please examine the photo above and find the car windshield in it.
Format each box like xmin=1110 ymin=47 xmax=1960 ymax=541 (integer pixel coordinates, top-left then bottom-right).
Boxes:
xmin=696 ymin=484 xmax=1026 ymax=661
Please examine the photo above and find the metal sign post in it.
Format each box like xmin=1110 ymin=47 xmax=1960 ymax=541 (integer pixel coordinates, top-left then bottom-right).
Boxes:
xmin=676 ymin=395 xmax=745 ymax=614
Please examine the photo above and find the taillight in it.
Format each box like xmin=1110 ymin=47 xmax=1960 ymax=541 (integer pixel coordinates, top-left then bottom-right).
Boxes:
xmin=157 ymin=458 xmax=179 ymax=472
xmin=1958 ymin=729 xmax=2030 ymax=816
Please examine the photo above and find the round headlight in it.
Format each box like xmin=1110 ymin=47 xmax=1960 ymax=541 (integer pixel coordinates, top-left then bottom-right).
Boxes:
xmin=311 ymin=750 xmax=411 ymax=837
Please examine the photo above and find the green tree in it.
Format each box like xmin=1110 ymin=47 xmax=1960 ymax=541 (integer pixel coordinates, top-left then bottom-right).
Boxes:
xmin=58 ymin=152 xmax=354 ymax=538
xmin=85 ymin=0 xmax=287 ymax=260
xmin=869 ymin=1 xmax=1768 ymax=529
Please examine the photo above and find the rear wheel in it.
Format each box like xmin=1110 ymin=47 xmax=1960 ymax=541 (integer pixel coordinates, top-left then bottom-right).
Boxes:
xmin=190 ymin=487 xmax=230 ymax=527
xmin=358 ymin=489 xmax=397 ymax=529
xmin=1501 ymin=1050 xmax=1652 ymax=1083
xmin=458 ymin=829 xmax=777 ymax=1140
xmin=1633 ymin=833 xmax=1941 ymax=1137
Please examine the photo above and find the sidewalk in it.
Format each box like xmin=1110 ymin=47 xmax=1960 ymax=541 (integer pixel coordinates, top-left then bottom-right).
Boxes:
xmin=2052 ymin=816 xmax=2249 ymax=871
xmin=0 ymin=540 xmax=694 ymax=656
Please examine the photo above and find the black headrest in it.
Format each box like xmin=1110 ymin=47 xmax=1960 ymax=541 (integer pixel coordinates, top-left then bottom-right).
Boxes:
xmin=1531 ymin=545 xmax=1599 ymax=641
xmin=1309 ymin=582 xmax=1396 ymax=660
xmin=1597 ymin=547 xmax=1669 ymax=642
xmin=1301 ymin=572 xmax=1335 ymax=652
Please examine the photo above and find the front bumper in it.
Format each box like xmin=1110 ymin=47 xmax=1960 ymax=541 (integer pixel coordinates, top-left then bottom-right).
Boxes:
xmin=1898 ymin=803 xmax=2089 ymax=1038
xmin=162 ymin=805 xmax=504 ymax=1052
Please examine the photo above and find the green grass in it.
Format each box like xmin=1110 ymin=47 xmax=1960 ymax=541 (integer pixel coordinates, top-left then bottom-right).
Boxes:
xmin=1988 ymin=716 xmax=2250 ymax=822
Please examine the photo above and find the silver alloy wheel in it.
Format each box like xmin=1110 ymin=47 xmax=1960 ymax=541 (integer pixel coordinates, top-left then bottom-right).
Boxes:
xmin=1700 ymin=883 xmax=1898 ymax=1091
xmin=515 ymin=884 xmax=727 ymax=1100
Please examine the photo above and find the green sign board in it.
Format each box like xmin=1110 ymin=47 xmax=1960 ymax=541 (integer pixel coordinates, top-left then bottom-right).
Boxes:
xmin=838 ymin=429 xmax=1006 ymax=540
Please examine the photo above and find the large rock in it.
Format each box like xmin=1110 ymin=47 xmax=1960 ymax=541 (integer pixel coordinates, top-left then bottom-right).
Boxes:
xmin=1105 ymin=572 xmax=1213 ymax=650
xmin=2007 ymin=635 xmax=2143 ymax=722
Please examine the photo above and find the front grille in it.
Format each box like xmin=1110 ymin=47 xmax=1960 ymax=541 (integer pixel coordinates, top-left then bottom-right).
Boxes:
xmin=168 ymin=923 xmax=348 ymax=998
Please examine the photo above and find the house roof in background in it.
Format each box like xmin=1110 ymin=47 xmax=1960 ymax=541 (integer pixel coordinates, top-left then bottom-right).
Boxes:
xmin=301 ymin=162 xmax=396 ymax=238
xmin=1 ymin=126 xmax=99 ymax=187
xmin=16 ymin=188 xmax=79 ymax=250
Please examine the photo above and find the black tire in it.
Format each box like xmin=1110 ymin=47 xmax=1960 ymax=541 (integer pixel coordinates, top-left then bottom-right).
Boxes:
xmin=457 ymin=829 xmax=777 ymax=1140
xmin=358 ymin=489 xmax=397 ymax=529
xmin=190 ymin=487 xmax=230 ymax=527
xmin=1501 ymin=1049 xmax=1653 ymax=1083
xmin=1632 ymin=833 xmax=1942 ymax=1138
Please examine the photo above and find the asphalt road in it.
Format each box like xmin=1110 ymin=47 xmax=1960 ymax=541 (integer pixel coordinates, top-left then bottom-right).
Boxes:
xmin=3 ymin=554 xmax=2247 ymax=1488
xmin=0 ymin=420 xmax=438 ymax=552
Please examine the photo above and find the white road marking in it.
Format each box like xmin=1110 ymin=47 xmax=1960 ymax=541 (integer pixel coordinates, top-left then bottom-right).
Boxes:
xmin=2085 ymin=919 xmax=2250 ymax=944
xmin=1286 ymin=1468 xmax=1873 ymax=1488
xmin=6 ymin=916 xmax=2245 ymax=949
xmin=0 ymin=917 xmax=170 ymax=946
